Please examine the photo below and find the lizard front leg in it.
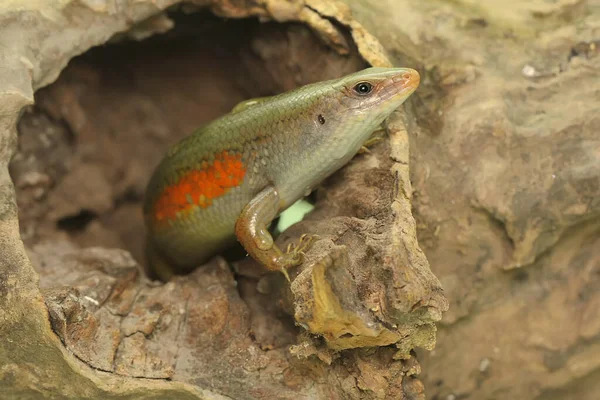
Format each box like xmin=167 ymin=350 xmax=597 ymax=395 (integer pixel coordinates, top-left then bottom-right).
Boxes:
xmin=235 ymin=185 xmax=315 ymax=281
xmin=358 ymin=124 xmax=387 ymax=154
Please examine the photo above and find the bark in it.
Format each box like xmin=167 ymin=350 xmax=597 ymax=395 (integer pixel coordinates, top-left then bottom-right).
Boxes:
xmin=346 ymin=0 xmax=600 ymax=399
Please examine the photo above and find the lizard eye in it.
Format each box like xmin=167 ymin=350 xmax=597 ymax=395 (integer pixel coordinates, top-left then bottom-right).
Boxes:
xmin=353 ymin=82 xmax=373 ymax=95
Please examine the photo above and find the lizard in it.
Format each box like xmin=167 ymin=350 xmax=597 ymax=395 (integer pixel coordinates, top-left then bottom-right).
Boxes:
xmin=143 ymin=67 xmax=420 ymax=281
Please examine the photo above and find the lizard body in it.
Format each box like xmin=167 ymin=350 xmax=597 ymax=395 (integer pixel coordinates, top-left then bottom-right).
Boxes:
xmin=143 ymin=67 xmax=420 ymax=280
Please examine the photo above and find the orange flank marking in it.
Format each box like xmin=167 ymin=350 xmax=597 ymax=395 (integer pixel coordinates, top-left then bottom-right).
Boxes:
xmin=153 ymin=151 xmax=246 ymax=223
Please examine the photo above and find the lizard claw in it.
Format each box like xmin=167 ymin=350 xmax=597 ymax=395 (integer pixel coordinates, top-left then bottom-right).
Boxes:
xmin=294 ymin=234 xmax=317 ymax=253
xmin=280 ymin=266 xmax=291 ymax=283
xmin=359 ymin=133 xmax=385 ymax=154
xmin=358 ymin=146 xmax=372 ymax=154
xmin=277 ymin=234 xmax=319 ymax=281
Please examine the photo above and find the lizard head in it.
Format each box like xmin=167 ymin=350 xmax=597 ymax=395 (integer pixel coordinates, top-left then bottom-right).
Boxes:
xmin=329 ymin=67 xmax=420 ymax=124
xmin=265 ymin=67 xmax=420 ymax=206
xmin=305 ymin=67 xmax=420 ymax=165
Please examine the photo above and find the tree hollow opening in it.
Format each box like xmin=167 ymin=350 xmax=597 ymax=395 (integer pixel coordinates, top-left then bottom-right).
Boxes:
xmin=11 ymin=8 xmax=366 ymax=273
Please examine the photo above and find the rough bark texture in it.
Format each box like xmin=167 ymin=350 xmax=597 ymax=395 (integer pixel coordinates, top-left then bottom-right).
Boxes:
xmin=345 ymin=0 xmax=600 ymax=399
xmin=1 ymin=1 xmax=446 ymax=399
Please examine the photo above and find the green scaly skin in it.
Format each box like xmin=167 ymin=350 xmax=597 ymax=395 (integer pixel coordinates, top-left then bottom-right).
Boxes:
xmin=143 ymin=67 xmax=420 ymax=280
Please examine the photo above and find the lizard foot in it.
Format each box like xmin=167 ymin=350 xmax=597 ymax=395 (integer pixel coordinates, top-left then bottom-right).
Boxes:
xmin=278 ymin=234 xmax=319 ymax=282
xmin=358 ymin=135 xmax=385 ymax=154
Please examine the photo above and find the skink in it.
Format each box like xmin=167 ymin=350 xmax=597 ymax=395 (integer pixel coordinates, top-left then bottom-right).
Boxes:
xmin=143 ymin=67 xmax=420 ymax=280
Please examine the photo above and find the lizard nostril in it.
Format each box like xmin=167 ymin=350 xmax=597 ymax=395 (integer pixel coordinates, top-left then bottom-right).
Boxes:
xmin=403 ymin=70 xmax=420 ymax=87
